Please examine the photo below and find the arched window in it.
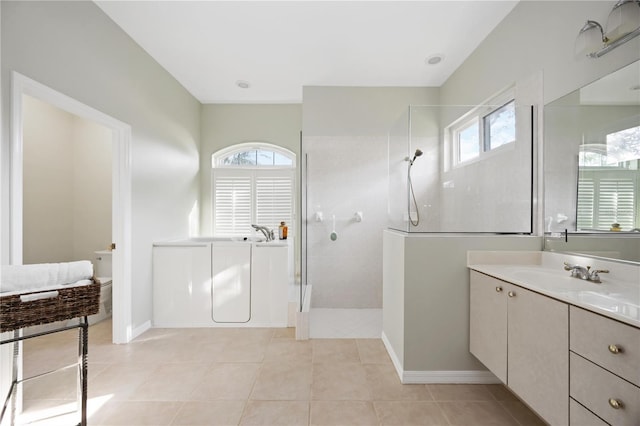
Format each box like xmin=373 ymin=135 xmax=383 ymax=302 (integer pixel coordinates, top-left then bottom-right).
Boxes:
xmin=212 ymin=143 xmax=295 ymax=237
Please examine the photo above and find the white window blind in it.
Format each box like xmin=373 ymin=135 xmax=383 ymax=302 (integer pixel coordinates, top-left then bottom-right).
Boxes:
xmin=213 ymin=175 xmax=252 ymax=236
xmin=213 ymin=170 xmax=294 ymax=237
xmin=597 ymin=179 xmax=635 ymax=230
xmin=577 ymin=175 xmax=636 ymax=231
xmin=576 ymin=179 xmax=595 ymax=230
xmin=256 ymin=175 xmax=293 ymax=230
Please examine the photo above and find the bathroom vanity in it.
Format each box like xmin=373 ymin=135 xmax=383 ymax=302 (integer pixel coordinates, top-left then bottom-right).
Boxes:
xmin=152 ymin=238 xmax=291 ymax=327
xmin=468 ymin=251 xmax=639 ymax=425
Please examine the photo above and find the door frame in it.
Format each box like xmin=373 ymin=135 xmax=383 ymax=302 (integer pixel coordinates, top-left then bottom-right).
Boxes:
xmin=10 ymin=71 xmax=133 ymax=344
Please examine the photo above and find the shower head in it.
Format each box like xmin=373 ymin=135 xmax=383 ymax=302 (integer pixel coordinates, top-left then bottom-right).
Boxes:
xmin=410 ymin=149 xmax=423 ymax=165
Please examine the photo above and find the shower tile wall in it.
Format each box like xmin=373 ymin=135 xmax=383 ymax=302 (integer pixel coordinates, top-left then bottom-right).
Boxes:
xmin=305 ymin=135 xmax=388 ymax=308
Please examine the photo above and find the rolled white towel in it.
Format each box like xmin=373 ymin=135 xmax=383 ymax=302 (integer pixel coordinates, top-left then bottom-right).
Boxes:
xmin=0 ymin=261 xmax=93 ymax=293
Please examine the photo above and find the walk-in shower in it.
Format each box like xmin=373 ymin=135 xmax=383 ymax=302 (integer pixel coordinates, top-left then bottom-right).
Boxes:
xmin=388 ymin=104 xmax=534 ymax=234
xmin=299 ymin=102 xmax=534 ymax=338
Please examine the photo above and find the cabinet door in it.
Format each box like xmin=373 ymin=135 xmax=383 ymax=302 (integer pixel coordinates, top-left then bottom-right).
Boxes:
xmin=153 ymin=244 xmax=212 ymax=326
xmin=469 ymin=271 xmax=508 ymax=383
xmin=212 ymin=242 xmax=251 ymax=323
xmin=508 ymin=285 xmax=568 ymax=426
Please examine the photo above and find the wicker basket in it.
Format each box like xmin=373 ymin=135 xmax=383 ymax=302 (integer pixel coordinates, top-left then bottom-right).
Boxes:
xmin=0 ymin=281 xmax=100 ymax=333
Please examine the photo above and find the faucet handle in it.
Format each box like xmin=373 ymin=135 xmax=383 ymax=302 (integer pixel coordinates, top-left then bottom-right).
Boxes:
xmin=589 ymin=269 xmax=609 ymax=283
xmin=563 ymin=262 xmax=574 ymax=271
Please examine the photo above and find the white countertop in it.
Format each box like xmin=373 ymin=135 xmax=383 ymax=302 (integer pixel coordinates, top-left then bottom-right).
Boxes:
xmin=468 ymin=251 xmax=640 ymax=328
xmin=154 ymin=237 xmax=290 ymax=247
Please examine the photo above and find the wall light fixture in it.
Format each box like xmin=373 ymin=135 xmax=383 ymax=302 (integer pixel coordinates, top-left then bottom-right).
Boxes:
xmin=575 ymin=0 xmax=640 ymax=58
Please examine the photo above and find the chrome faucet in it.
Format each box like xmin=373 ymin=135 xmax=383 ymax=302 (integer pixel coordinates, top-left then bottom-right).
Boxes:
xmin=563 ymin=262 xmax=609 ymax=283
xmin=251 ymin=224 xmax=274 ymax=241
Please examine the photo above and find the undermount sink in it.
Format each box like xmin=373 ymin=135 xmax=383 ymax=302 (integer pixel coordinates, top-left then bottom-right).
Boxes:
xmin=577 ymin=291 xmax=640 ymax=314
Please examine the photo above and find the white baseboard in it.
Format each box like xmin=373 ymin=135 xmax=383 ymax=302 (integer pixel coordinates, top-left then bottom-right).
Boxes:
xmin=380 ymin=332 xmax=500 ymax=384
xmin=131 ymin=320 xmax=151 ymax=341
xmin=402 ymin=370 xmax=501 ymax=384
xmin=381 ymin=331 xmax=404 ymax=380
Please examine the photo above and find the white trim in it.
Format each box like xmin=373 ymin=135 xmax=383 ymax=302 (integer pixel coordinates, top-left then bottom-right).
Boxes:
xmin=381 ymin=331 xmax=404 ymax=382
xmin=10 ymin=72 xmax=133 ymax=344
xmin=131 ymin=320 xmax=152 ymax=341
xmin=381 ymin=333 xmax=500 ymax=384
xmin=402 ymin=370 xmax=501 ymax=384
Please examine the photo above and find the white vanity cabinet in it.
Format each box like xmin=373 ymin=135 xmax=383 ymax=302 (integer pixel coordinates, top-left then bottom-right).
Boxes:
xmin=569 ymin=306 xmax=640 ymax=425
xmin=153 ymin=243 xmax=213 ymax=327
xmin=469 ymin=271 xmax=508 ymax=382
xmin=469 ymin=270 xmax=569 ymax=425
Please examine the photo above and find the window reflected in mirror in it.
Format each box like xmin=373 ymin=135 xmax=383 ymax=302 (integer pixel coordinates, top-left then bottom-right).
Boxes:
xmin=577 ymin=124 xmax=639 ymax=231
xmin=544 ymin=60 xmax=639 ymax=263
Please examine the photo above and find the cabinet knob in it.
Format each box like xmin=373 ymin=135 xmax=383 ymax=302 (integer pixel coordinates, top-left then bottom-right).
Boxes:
xmin=608 ymin=344 xmax=622 ymax=354
xmin=508 ymin=291 xmax=516 ymax=298
xmin=495 ymin=286 xmax=503 ymax=293
xmin=608 ymin=398 xmax=623 ymax=409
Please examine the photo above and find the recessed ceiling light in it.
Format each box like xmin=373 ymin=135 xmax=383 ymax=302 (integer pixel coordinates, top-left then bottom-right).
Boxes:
xmin=236 ymin=80 xmax=250 ymax=89
xmin=425 ymin=54 xmax=444 ymax=65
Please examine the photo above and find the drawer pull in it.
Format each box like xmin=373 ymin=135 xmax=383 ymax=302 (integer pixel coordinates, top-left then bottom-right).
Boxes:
xmin=495 ymin=286 xmax=503 ymax=293
xmin=608 ymin=344 xmax=623 ymax=354
xmin=608 ymin=398 xmax=623 ymax=409
xmin=508 ymin=291 xmax=516 ymax=298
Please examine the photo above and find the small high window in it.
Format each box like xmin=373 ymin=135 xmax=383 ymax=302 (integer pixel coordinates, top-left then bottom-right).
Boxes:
xmin=449 ymin=91 xmax=516 ymax=165
xmin=213 ymin=144 xmax=295 ymax=168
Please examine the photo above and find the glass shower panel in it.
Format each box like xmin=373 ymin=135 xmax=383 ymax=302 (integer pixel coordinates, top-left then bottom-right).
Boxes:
xmin=387 ymin=108 xmax=410 ymax=232
xmin=388 ymin=104 xmax=534 ymax=233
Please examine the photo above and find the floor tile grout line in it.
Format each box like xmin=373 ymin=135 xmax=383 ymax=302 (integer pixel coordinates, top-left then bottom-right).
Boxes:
xmin=434 ymin=400 xmax=455 ymax=426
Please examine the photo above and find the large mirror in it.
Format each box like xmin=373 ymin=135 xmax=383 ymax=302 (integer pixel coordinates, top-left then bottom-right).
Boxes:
xmin=544 ymin=60 xmax=640 ymax=263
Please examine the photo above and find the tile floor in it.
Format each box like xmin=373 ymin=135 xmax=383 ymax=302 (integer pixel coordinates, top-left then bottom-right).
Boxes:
xmin=14 ymin=320 xmax=546 ymax=425
xmin=309 ymin=309 xmax=382 ymax=338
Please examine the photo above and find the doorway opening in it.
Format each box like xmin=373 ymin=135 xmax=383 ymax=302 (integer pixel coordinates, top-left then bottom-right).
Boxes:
xmin=10 ymin=72 xmax=132 ymax=344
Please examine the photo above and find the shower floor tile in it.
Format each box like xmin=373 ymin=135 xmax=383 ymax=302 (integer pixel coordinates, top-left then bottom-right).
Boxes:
xmin=309 ymin=308 xmax=382 ymax=338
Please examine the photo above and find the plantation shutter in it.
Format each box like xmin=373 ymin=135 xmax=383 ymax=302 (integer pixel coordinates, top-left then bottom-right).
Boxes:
xmin=256 ymin=173 xmax=294 ymax=231
xmin=213 ymin=169 xmax=294 ymax=237
xmin=597 ymin=178 xmax=635 ymax=230
xmin=576 ymin=179 xmax=595 ymax=230
xmin=213 ymin=174 xmax=252 ymax=236
xmin=577 ymin=175 xmax=636 ymax=231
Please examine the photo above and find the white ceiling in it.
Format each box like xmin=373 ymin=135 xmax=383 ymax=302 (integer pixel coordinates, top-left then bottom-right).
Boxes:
xmin=96 ymin=1 xmax=519 ymax=103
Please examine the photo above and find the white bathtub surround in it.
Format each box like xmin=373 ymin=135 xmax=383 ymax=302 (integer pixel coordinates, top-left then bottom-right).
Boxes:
xmin=152 ymin=238 xmax=293 ymax=328
xmin=310 ymin=308 xmax=382 ymax=338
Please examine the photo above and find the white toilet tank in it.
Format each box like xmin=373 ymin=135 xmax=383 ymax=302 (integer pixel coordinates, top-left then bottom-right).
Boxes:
xmin=94 ymin=250 xmax=112 ymax=281
xmin=91 ymin=250 xmax=113 ymax=325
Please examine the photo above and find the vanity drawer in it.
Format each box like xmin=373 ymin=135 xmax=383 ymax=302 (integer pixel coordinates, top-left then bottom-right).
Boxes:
xmin=570 ymin=306 xmax=640 ymax=386
xmin=570 ymin=352 xmax=640 ymax=426
xmin=570 ymin=398 xmax=608 ymax=426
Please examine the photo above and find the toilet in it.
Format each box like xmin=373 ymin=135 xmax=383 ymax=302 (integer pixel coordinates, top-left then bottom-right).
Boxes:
xmin=90 ymin=250 xmax=113 ymax=325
